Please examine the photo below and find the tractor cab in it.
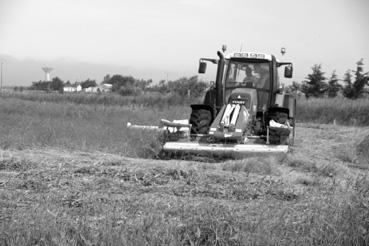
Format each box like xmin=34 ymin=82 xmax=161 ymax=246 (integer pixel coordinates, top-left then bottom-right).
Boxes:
xmin=224 ymin=57 xmax=273 ymax=113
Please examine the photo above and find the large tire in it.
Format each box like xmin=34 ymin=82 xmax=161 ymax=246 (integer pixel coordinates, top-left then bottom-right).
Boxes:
xmin=269 ymin=127 xmax=290 ymax=145
xmin=268 ymin=111 xmax=290 ymax=145
xmin=190 ymin=109 xmax=212 ymax=134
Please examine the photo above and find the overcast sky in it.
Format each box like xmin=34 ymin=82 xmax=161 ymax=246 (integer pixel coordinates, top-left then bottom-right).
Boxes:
xmin=1 ymin=0 xmax=368 ymax=83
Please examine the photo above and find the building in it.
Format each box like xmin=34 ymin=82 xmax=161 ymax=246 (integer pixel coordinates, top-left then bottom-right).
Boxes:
xmin=63 ymin=84 xmax=82 ymax=93
xmin=84 ymin=84 xmax=112 ymax=93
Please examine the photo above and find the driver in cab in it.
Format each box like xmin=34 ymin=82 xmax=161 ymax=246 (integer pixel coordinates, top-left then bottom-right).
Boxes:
xmin=253 ymin=64 xmax=269 ymax=89
xmin=242 ymin=66 xmax=257 ymax=87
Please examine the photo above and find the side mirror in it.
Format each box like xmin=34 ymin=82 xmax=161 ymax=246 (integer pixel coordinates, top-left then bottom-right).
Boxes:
xmin=284 ymin=65 xmax=293 ymax=78
xmin=198 ymin=61 xmax=207 ymax=74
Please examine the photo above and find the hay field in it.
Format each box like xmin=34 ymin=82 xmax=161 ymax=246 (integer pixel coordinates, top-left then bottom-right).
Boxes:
xmin=0 ymin=96 xmax=369 ymax=245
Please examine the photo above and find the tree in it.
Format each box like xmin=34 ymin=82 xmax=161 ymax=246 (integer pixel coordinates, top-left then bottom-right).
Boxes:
xmin=342 ymin=70 xmax=355 ymax=98
xmin=102 ymin=74 xmax=111 ymax=84
xmin=343 ymin=59 xmax=368 ymax=99
xmin=80 ymin=79 xmax=97 ymax=89
xmin=301 ymin=64 xmax=328 ymax=98
xmin=352 ymin=59 xmax=368 ymax=98
xmin=51 ymin=77 xmax=64 ymax=92
xmin=167 ymin=76 xmax=208 ymax=98
xmin=155 ymin=80 xmax=169 ymax=94
xmin=188 ymin=76 xmax=208 ymax=98
xmin=103 ymin=75 xmax=147 ymax=96
xmin=136 ymin=79 xmax=152 ymax=90
xmin=30 ymin=80 xmax=51 ymax=91
xmin=285 ymin=81 xmax=301 ymax=95
xmin=326 ymin=71 xmax=341 ymax=97
xmin=106 ymin=75 xmax=135 ymax=92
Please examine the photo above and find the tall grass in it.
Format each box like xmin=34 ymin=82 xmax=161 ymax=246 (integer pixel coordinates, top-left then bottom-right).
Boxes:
xmin=1 ymin=92 xmax=369 ymax=159
xmin=0 ymin=97 xmax=190 ymax=157
xmin=5 ymin=91 xmax=369 ymax=126
xmin=296 ymin=97 xmax=369 ymax=126
xmin=0 ymin=90 xmax=201 ymax=108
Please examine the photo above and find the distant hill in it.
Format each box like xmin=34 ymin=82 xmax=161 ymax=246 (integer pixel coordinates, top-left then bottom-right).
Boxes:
xmin=0 ymin=54 xmax=197 ymax=86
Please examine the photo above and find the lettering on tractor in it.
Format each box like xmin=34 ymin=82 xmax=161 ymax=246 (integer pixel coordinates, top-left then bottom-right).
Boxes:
xmin=128 ymin=46 xmax=296 ymax=157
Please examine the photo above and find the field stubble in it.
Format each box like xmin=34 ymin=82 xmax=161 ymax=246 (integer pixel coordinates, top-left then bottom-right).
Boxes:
xmin=0 ymin=95 xmax=369 ymax=245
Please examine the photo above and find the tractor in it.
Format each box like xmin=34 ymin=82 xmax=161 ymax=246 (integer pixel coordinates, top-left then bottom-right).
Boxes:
xmin=128 ymin=46 xmax=296 ymax=157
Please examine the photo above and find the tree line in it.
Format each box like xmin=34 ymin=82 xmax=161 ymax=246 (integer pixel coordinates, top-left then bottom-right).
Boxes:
xmin=21 ymin=59 xmax=368 ymax=100
xmin=26 ymin=74 xmax=208 ymax=99
xmin=287 ymin=59 xmax=368 ymax=99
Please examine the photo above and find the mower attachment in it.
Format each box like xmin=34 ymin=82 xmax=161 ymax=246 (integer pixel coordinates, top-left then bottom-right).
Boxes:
xmin=163 ymin=141 xmax=289 ymax=156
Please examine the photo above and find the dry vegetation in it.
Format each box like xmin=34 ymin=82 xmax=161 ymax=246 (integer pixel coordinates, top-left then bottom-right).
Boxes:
xmin=4 ymin=91 xmax=369 ymax=125
xmin=0 ymin=91 xmax=200 ymax=108
xmin=0 ymin=96 xmax=188 ymax=157
xmin=1 ymin=94 xmax=369 ymax=245
xmin=297 ymin=97 xmax=369 ymax=126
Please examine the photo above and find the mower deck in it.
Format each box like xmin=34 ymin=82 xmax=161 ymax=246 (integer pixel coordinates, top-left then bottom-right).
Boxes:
xmin=163 ymin=141 xmax=289 ymax=155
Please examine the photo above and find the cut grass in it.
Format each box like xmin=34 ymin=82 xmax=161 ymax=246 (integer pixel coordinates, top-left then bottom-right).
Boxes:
xmin=286 ymin=156 xmax=318 ymax=173
xmin=222 ymin=156 xmax=284 ymax=176
xmin=334 ymin=144 xmax=357 ymax=163
xmin=222 ymin=157 xmax=273 ymax=175
xmin=356 ymin=134 xmax=369 ymax=165
xmin=295 ymin=176 xmax=320 ymax=186
xmin=0 ymin=150 xmax=368 ymax=245
xmin=286 ymin=155 xmax=340 ymax=178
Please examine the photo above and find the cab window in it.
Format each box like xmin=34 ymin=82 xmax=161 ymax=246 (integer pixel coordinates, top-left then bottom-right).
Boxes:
xmin=225 ymin=61 xmax=270 ymax=90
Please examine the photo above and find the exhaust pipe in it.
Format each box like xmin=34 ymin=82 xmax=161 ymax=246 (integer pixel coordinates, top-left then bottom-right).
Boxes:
xmin=215 ymin=51 xmax=225 ymax=112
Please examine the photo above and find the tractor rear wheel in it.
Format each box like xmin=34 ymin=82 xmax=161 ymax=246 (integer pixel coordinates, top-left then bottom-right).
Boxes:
xmin=190 ymin=108 xmax=212 ymax=134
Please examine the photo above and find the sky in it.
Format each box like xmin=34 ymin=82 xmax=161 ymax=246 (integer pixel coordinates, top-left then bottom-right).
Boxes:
xmin=0 ymin=0 xmax=369 ymax=85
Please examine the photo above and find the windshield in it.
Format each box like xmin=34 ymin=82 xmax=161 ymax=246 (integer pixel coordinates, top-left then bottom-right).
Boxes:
xmin=225 ymin=60 xmax=270 ymax=90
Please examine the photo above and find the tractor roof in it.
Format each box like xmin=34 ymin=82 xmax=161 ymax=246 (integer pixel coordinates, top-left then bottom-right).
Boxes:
xmin=225 ymin=52 xmax=273 ymax=61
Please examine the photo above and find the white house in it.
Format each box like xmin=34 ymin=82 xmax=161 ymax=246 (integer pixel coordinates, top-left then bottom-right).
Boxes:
xmin=63 ymin=85 xmax=82 ymax=93
xmin=84 ymin=84 xmax=112 ymax=93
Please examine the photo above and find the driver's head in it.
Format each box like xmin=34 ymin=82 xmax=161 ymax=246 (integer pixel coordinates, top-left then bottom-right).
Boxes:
xmin=254 ymin=64 xmax=261 ymax=72
xmin=254 ymin=64 xmax=268 ymax=73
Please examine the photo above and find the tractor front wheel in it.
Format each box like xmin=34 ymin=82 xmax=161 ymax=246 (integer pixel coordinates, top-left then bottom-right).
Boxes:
xmin=190 ymin=108 xmax=212 ymax=134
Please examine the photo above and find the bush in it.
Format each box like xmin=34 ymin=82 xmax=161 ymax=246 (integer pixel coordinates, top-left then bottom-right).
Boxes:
xmin=118 ymin=85 xmax=142 ymax=96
